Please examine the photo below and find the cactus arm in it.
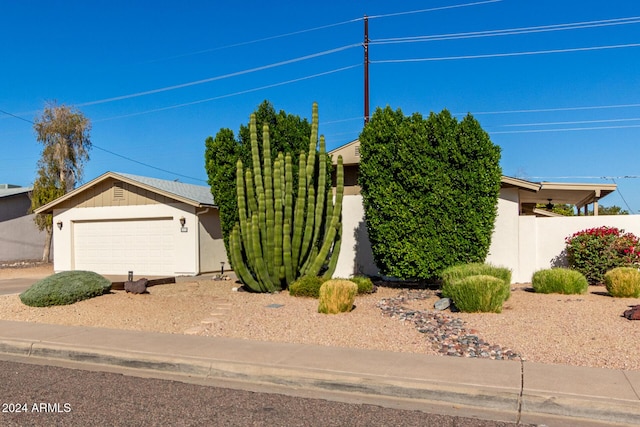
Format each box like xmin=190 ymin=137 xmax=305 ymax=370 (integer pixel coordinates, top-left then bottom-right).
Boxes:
xmin=312 ymin=135 xmax=327 ymax=249
xmin=307 ymin=156 xmax=344 ymax=277
xmin=291 ymin=152 xmax=307 ymax=272
xmin=283 ymin=220 xmax=294 ymax=285
xmin=230 ymin=225 xmax=262 ymax=292
xmin=263 ymin=124 xmax=275 ymax=280
xmin=322 ymin=222 xmax=342 ymax=281
xmin=299 ymin=186 xmax=316 ymax=268
xmin=273 ymin=155 xmax=284 ymax=283
xmin=250 ymin=214 xmax=277 ymax=292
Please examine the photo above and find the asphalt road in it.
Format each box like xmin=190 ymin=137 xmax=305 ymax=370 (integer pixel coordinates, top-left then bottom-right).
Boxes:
xmin=0 ymin=359 xmax=529 ymax=427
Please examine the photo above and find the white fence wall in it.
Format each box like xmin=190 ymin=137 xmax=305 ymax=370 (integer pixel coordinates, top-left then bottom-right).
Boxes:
xmin=487 ymin=193 xmax=640 ymax=283
xmin=341 ymin=189 xmax=640 ymax=283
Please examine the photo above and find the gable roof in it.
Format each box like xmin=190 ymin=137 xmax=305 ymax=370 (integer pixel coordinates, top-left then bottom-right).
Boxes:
xmin=34 ymin=171 xmax=215 ymax=214
xmin=0 ymin=186 xmax=31 ymax=199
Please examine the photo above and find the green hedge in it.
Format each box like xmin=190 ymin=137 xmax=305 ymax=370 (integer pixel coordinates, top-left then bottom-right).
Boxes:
xmin=358 ymin=107 xmax=502 ymax=280
xmin=20 ymin=270 xmax=112 ymax=307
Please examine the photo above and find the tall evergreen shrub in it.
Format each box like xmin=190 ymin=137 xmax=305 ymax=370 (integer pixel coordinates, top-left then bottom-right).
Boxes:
xmin=359 ymin=107 xmax=502 ymax=280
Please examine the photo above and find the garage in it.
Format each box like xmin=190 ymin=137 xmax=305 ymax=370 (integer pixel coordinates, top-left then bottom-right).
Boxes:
xmin=73 ymin=218 xmax=175 ymax=276
xmin=35 ymin=171 xmax=228 ymax=277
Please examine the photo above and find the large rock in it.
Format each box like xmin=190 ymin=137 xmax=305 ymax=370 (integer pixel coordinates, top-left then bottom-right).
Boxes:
xmin=434 ymin=298 xmax=451 ymax=311
xmin=623 ymin=305 xmax=640 ymax=320
xmin=124 ymin=278 xmax=149 ymax=294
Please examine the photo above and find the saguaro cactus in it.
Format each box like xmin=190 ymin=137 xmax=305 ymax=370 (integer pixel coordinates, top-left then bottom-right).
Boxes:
xmin=229 ymin=103 xmax=344 ymax=292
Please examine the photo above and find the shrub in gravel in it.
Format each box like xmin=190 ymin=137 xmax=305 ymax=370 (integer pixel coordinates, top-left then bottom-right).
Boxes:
xmin=531 ymin=268 xmax=588 ymax=294
xmin=318 ymin=279 xmax=357 ymax=314
xmin=565 ymin=226 xmax=640 ymax=285
xmin=441 ymin=275 xmax=508 ymax=313
xmin=348 ymin=275 xmax=375 ymax=294
xmin=440 ymin=263 xmax=511 ymax=300
xmin=604 ymin=267 xmax=640 ymax=298
xmin=20 ymin=270 xmax=112 ymax=307
xmin=289 ymin=276 xmax=325 ymax=298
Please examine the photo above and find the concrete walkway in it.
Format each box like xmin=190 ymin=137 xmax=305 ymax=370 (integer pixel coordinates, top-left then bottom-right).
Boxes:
xmin=0 ymin=319 xmax=638 ymax=426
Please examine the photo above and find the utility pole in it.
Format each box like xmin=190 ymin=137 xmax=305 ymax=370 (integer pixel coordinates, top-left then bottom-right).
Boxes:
xmin=363 ymin=15 xmax=370 ymax=125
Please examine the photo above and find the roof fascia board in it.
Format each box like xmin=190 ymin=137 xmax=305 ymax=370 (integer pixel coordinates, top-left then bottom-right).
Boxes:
xmin=34 ymin=172 xmax=207 ymax=214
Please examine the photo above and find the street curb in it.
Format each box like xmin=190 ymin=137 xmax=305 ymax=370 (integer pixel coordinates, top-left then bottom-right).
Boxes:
xmin=0 ymin=338 xmax=521 ymax=423
xmin=1 ymin=338 xmax=639 ymax=426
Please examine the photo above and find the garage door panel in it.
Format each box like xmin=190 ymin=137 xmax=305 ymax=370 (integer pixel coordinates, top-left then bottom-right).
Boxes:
xmin=73 ymin=219 xmax=175 ymax=275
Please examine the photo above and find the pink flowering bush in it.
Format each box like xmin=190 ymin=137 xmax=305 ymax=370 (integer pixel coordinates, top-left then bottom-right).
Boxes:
xmin=565 ymin=226 xmax=640 ymax=285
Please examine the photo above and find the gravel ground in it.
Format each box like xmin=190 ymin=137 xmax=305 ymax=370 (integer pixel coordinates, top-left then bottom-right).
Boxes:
xmin=1 ymin=264 xmax=638 ymax=371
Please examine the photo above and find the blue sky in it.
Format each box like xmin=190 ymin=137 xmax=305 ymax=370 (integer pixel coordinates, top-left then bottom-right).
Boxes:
xmin=2 ymin=0 xmax=639 ymax=211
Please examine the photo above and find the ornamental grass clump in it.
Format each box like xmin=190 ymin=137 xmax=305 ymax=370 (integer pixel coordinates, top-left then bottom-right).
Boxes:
xmin=440 ymin=263 xmax=512 ymax=300
xmin=604 ymin=267 xmax=640 ymax=298
xmin=531 ymin=268 xmax=588 ymax=294
xmin=318 ymin=279 xmax=357 ymax=314
xmin=565 ymin=226 xmax=640 ymax=285
xmin=289 ymin=276 xmax=324 ymax=298
xmin=441 ymin=275 xmax=508 ymax=313
xmin=19 ymin=271 xmax=111 ymax=307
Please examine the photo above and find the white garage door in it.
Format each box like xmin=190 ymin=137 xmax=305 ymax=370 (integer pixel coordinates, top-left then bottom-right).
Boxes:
xmin=73 ymin=218 xmax=175 ymax=276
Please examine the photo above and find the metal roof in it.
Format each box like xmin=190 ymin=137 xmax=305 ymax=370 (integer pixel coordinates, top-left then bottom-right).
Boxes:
xmin=34 ymin=172 xmax=215 ymax=214
xmin=0 ymin=186 xmax=31 ymax=199
xmin=115 ymin=172 xmax=215 ymax=206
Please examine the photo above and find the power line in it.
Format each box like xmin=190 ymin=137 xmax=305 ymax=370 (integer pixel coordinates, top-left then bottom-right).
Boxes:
xmin=78 ymin=43 xmax=360 ymax=107
xmin=371 ymin=16 xmax=640 ymax=45
xmin=137 ymin=0 xmax=500 ymax=64
xmin=608 ymin=178 xmax=635 ymax=214
xmin=502 ymin=117 xmax=640 ymax=127
xmin=0 ymin=109 xmax=205 ymax=183
xmin=371 ymin=42 xmax=640 ymax=63
xmin=461 ymin=102 xmax=640 ymax=116
xmin=0 ymin=109 xmax=33 ymax=124
xmin=143 ymin=19 xmax=363 ymax=63
xmin=91 ymin=146 xmax=206 ymax=183
xmin=491 ymin=124 xmax=640 ymax=134
xmin=95 ymin=64 xmax=361 ymax=122
xmin=367 ymin=0 xmax=501 ymax=19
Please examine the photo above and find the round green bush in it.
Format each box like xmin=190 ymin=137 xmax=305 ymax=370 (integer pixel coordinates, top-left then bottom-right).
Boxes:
xmin=348 ymin=276 xmax=374 ymax=294
xmin=19 ymin=270 xmax=112 ymax=307
xmin=604 ymin=267 xmax=640 ymax=298
xmin=441 ymin=275 xmax=509 ymax=313
xmin=531 ymin=268 xmax=588 ymax=294
xmin=289 ymin=276 xmax=324 ymax=298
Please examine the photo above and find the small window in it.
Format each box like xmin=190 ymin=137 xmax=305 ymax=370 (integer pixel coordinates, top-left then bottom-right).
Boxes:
xmin=113 ymin=182 xmax=124 ymax=200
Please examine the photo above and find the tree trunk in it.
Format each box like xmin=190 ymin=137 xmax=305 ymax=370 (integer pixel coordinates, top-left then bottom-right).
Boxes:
xmin=42 ymin=227 xmax=53 ymax=262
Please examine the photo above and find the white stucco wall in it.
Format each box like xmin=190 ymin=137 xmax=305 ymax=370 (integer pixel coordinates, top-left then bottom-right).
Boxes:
xmin=53 ymin=203 xmax=202 ymax=276
xmin=485 ymin=188 xmax=520 ymax=273
xmin=198 ymin=208 xmax=228 ymax=273
xmin=521 ymin=215 xmax=640 ymax=283
xmin=333 ymin=188 xmax=640 ymax=284
xmin=334 ymin=194 xmax=379 ymax=278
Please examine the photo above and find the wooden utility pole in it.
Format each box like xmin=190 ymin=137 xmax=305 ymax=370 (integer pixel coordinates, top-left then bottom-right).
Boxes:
xmin=364 ymin=15 xmax=370 ymax=124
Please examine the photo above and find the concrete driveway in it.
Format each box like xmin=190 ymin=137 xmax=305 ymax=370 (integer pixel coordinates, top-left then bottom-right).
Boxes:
xmin=0 ymin=276 xmax=49 ymax=295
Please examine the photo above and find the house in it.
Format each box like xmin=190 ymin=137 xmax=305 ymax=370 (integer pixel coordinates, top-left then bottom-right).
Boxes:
xmin=0 ymin=184 xmax=48 ymax=262
xmin=34 ymin=172 xmax=228 ymax=276
xmin=329 ymin=140 xmax=639 ymax=283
